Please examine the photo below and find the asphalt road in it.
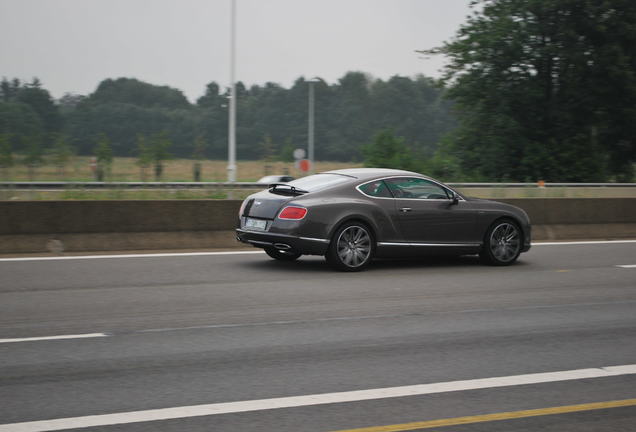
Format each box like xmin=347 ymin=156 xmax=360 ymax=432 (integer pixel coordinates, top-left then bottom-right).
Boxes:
xmin=1 ymin=242 xmax=635 ymax=431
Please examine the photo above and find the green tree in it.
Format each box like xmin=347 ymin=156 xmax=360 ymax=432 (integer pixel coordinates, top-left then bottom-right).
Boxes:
xmin=90 ymin=78 xmax=190 ymax=109
xmin=0 ymin=78 xmax=20 ymax=102
xmin=94 ymin=134 xmax=113 ymax=181
xmin=0 ymin=78 xmax=59 ymax=158
xmin=278 ymin=138 xmax=295 ymax=162
xmin=0 ymin=135 xmax=14 ymax=180
xmin=22 ymin=135 xmax=44 ymax=180
xmin=259 ymin=134 xmax=277 ymax=162
xmin=16 ymin=82 xmax=61 ymax=134
xmin=425 ymin=0 xmax=636 ymax=181
xmin=0 ymin=102 xmax=45 ymax=148
xmin=135 ymin=134 xmax=153 ymax=181
xmin=363 ymin=129 xmax=418 ymax=171
xmin=423 ymin=136 xmax=462 ymax=181
xmin=192 ymin=135 xmax=206 ymax=181
xmin=149 ymin=131 xmax=171 ymax=181
xmin=50 ymin=134 xmax=74 ymax=178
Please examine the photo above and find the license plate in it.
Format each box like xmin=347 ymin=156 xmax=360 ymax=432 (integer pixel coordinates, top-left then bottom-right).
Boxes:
xmin=245 ymin=217 xmax=267 ymax=230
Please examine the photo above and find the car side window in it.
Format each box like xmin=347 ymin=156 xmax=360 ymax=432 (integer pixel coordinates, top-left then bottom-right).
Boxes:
xmin=358 ymin=180 xmax=393 ymax=198
xmin=384 ymin=177 xmax=450 ymax=200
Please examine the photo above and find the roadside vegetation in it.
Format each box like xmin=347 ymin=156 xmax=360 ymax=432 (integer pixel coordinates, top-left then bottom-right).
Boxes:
xmin=0 ymin=156 xmax=358 ymax=182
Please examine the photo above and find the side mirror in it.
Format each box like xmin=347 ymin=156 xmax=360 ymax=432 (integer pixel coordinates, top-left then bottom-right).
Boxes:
xmin=449 ymin=191 xmax=459 ymax=205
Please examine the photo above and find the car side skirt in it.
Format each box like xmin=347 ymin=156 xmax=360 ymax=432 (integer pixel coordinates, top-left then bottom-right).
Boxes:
xmin=377 ymin=242 xmax=481 ymax=247
xmin=375 ymin=241 xmax=482 ymax=257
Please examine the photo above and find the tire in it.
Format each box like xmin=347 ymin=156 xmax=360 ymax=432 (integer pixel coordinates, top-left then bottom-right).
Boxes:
xmin=325 ymin=222 xmax=375 ymax=271
xmin=264 ymin=247 xmax=301 ymax=261
xmin=479 ymin=219 xmax=522 ymax=266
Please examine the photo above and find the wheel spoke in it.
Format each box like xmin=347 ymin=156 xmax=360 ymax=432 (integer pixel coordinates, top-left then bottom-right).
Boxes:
xmin=352 ymin=250 xmax=361 ymax=266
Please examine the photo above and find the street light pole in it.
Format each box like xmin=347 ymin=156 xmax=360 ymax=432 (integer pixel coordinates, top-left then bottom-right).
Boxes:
xmin=227 ymin=0 xmax=237 ymax=182
xmin=307 ymin=79 xmax=319 ymax=174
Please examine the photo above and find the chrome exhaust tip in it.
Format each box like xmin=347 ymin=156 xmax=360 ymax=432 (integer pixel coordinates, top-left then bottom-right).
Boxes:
xmin=274 ymin=243 xmax=291 ymax=250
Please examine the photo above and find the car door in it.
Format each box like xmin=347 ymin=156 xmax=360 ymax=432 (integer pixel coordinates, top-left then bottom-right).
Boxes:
xmin=356 ymin=179 xmax=404 ymax=243
xmin=384 ymin=177 xmax=477 ymax=244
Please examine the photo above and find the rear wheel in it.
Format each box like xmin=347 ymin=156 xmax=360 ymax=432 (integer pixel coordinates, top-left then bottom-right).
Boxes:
xmin=264 ymin=247 xmax=301 ymax=261
xmin=326 ymin=222 xmax=374 ymax=271
xmin=480 ymin=220 xmax=522 ymax=266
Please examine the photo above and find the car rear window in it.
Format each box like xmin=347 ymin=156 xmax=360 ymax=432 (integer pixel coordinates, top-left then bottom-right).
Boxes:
xmin=358 ymin=180 xmax=393 ymax=198
xmin=287 ymin=174 xmax=351 ymax=192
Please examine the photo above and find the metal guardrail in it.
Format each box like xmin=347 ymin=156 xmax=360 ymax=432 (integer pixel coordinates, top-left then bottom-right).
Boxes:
xmin=1 ymin=181 xmax=635 ymax=189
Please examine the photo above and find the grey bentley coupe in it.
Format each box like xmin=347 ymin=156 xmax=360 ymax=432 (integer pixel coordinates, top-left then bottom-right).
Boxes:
xmin=236 ymin=168 xmax=531 ymax=271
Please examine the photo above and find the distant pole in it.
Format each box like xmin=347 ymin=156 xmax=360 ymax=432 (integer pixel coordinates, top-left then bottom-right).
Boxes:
xmin=227 ymin=0 xmax=237 ymax=182
xmin=307 ymin=79 xmax=318 ymax=174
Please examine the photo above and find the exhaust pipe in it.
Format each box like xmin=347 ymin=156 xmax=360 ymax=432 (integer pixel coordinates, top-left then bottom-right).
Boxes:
xmin=274 ymin=243 xmax=292 ymax=250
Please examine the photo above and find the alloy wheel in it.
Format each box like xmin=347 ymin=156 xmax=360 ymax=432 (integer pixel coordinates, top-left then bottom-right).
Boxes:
xmin=489 ymin=222 xmax=521 ymax=263
xmin=336 ymin=225 xmax=372 ymax=268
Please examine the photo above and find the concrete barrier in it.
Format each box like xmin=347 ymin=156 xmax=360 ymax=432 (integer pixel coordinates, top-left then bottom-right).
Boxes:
xmin=0 ymin=200 xmax=242 ymax=254
xmin=0 ymin=199 xmax=634 ymax=254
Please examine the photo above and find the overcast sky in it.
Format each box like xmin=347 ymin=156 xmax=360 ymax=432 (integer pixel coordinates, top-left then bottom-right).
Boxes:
xmin=1 ymin=0 xmax=472 ymax=102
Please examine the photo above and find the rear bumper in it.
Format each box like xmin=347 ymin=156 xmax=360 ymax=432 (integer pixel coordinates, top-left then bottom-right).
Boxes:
xmin=236 ymin=229 xmax=330 ymax=255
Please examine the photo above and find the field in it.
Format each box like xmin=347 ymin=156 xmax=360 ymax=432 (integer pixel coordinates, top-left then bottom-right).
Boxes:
xmin=1 ymin=157 xmax=361 ymax=182
xmin=1 ymin=157 xmax=634 ymax=200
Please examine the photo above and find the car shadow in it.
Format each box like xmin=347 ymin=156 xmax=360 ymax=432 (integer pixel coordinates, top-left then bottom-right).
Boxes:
xmin=241 ymin=254 xmax=529 ymax=273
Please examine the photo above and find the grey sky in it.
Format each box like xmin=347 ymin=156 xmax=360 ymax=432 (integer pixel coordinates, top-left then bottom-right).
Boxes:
xmin=1 ymin=0 xmax=472 ymax=102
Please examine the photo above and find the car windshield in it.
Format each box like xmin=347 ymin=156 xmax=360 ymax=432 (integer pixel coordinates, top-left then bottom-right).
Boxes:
xmin=287 ymin=173 xmax=351 ymax=192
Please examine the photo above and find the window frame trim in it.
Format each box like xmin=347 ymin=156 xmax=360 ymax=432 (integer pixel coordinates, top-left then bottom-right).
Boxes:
xmin=355 ymin=176 xmax=465 ymax=202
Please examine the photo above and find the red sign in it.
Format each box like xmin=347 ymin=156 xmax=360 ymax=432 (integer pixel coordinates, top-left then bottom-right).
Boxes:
xmin=298 ymin=159 xmax=311 ymax=172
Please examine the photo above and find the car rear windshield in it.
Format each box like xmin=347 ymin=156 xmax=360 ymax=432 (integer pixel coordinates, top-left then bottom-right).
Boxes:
xmin=287 ymin=173 xmax=352 ymax=192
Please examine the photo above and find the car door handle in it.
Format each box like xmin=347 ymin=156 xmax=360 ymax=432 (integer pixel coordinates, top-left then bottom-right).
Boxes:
xmin=399 ymin=207 xmax=412 ymax=212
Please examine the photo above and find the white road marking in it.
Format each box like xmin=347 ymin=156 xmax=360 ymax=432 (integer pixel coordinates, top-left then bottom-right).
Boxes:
xmin=0 ymin=250 xmax=264 ymax=262
xmin=1 ymin=364 xmax=635 ymax=432
xmin=616 ymin=264 xmax=636 ymax=268
xmin=0 ymin=239 xmax=633 ymax=262
xmin=533 ymin=240 xmax=636 ymax=246
xmin=0 ymin=333 xmax=108 ymax=344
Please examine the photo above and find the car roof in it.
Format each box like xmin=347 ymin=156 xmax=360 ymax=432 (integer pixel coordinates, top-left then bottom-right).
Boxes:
xmin=323 ymin=168 xmax=428 ymax=182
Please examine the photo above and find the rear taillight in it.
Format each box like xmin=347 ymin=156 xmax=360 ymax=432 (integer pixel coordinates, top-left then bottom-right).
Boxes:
xmin=278 ymin=206 xmax=307 ymax=220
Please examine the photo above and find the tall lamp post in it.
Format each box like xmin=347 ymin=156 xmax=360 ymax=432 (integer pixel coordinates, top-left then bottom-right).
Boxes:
xmin=227 ymin=0 xmax=237 ymax=182
xmin=307 ymin=78 xmax=320 ymax=174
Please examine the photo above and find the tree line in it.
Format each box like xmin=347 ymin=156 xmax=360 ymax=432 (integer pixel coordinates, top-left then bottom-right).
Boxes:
xmin=0 ymin=73 xmax=454 ymax=169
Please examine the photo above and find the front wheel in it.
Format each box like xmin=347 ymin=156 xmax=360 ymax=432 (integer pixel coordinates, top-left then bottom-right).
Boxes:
xmin=264 ymin=247 xmax=301 ymax=261
xmin=480 ymin=220 xmax=522 ymax=266
xmin=325 ymin=222 xmax=374 ymax=271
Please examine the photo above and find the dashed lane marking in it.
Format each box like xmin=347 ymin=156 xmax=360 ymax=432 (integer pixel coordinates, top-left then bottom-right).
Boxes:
xmin=0 ymin=250 xmax=264 ymax=262
xmin=533 ymin=240 xmax=636 ymax=246
xmin=0 ymin=333 xmax=108 ymax=344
